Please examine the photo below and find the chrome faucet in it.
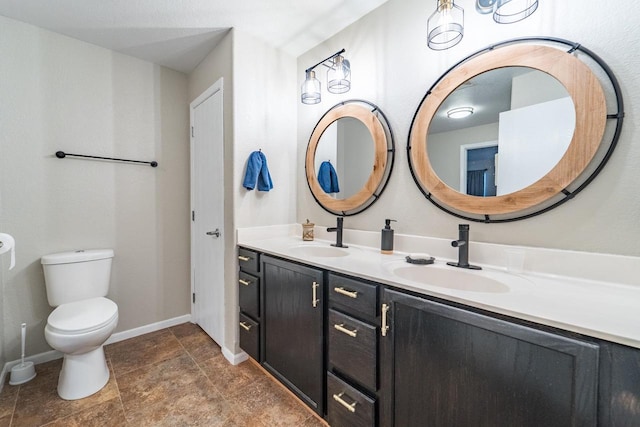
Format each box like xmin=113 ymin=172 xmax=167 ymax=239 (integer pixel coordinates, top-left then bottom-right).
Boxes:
xmin=447 ymin=224 xmax=481 ymax=270
xmin=327 ymin=217 xmax=348 ymax=248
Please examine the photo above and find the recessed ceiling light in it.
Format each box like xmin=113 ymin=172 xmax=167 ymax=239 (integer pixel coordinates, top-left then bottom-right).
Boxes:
xmin=447 ymin=106 xmax=474 ymax=119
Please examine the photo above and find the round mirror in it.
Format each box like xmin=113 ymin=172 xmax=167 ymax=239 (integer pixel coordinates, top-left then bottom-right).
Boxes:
xmin=408 ymin=38 xmax=623 ymax=222
xmin=306 ymin=100 xmax=395 ymax=216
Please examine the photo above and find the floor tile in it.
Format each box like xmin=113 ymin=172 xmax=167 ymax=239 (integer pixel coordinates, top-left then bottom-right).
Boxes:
xmin=0 ymin=382 xmax=18 ymax=419
xmin=106 ymin=329 xmax=185 ymax=377
xmin=199 ymin=357 xmax=262 ymax=399
xmin=43 ymin=397 xmax=127 ymax=427
xmin=172 ymin=324 xmax=223 ymax=362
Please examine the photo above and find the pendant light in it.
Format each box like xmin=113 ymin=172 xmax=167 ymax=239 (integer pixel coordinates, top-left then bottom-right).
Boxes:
xmin=301 ymin=70 xmax=321 ymax=105
xmin=492 ymin=0 xmax=539 ymax=24
xmin=427 ymin=0 xmax=464 ymax=51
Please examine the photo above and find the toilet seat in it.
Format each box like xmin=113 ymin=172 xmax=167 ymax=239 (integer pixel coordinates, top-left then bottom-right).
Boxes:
xmin=47 ymin=297 xmax=118 ymax=335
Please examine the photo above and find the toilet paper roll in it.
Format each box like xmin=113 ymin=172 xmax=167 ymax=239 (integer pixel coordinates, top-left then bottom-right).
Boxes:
xmin=0 ymin=233 xmax=16 ymax=270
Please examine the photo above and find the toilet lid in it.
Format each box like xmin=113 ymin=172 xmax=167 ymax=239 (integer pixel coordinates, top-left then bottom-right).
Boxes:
xmin=48 ymin=297 xmax=118 ymax=334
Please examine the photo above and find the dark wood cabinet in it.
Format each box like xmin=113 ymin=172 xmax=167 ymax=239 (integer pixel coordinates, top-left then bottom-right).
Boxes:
xmin=237 ymin=248 xmax=261 ymax=361
xmin=262 ymin=255 xmax=325 ymax=416
xmin=380 ymin=288 xmax=599 ymax=427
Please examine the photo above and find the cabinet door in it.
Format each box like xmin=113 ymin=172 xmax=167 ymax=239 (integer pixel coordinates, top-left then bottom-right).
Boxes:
xmin=262 ymin=256 xmax=324 ymax=416
xmin=380 ymin=289 xmax=599 ymax=427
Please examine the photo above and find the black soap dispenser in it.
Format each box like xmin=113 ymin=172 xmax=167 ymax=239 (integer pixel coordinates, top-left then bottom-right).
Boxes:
xmin=381 ymin=219 xmax=397 ymax=254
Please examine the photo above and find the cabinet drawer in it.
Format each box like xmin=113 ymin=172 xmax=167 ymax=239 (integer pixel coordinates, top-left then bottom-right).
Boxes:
xmin=329 ymin=309 xmax=377 ymax=391
xmin=327 ymin=371 xmax=376 ymax=427
xmin=239 ymin=313 xmax=259 ymax=361
xmin=238 ymin=271 xmax=260 ymax=319
xmin=238 ymin=247 xmax=259 ymax=274
xmin=329 ymin=274 xmax=378 ymax=318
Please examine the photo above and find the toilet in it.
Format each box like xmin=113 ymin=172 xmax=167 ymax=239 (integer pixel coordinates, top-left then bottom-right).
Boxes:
xmin=41 ymin=249 xmax=118 ymax=400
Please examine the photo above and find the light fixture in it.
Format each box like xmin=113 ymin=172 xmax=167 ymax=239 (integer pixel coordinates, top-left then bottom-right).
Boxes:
xmin=327 ymin=55 xmax=351 ymax=94
xmin=301 ymin=49 xmax=351 ymax=105
xmin=301 ymin=71 xmax=321 ymax=105
xmin=447 ymin=106 xmax=474 ymax=119
xmin=475 ymin=0 xmax=539 ymax=24
xmin=427 ymin=0 xmax=464 ymax=51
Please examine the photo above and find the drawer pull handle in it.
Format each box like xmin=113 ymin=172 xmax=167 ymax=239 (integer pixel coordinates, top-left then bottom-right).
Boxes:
xmin=238 ymin=279 xmax=252 ymax=286
xmin=238 ymin=255 xmax=251 ymax=262
xmin=381 ymin=303 xmax=390 ymax=337
xmin=334 ymin=323 xmax=358 ymax=338
xmin=239 ymin=321 xmax=252 ymax=331
xmin=334 ymin=286 xmax=358 ymax=299
xmin=333 ymin=392 xmax=357 ymax=413
xmin=312 ymin=281 xmax=320 ymax=308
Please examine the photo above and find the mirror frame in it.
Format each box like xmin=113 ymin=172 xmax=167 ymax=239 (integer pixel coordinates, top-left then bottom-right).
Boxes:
xmin=306 ymin=100 xmax=395 ymax=216
xmin=408 ymin=38 xmax=624 ymax=222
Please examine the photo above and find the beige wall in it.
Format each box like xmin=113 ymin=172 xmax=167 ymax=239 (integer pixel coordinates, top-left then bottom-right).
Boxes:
xmin=0 ymin=16 xmax=191 ymax=361
xmin=297 ymin=0 xmax=640 ymax=257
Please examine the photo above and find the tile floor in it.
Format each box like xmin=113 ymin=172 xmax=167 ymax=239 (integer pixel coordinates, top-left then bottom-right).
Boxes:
xmin=0 ymin=323 xmax=327 ymax=426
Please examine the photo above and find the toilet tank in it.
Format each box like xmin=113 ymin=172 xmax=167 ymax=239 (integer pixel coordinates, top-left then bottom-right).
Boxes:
xmin=41 ymin=249 xmax=114 ymax=307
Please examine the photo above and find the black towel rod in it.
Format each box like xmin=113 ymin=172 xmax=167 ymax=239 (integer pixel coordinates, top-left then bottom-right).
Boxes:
xmin=55 ymin=151 xmax=158 ymax=167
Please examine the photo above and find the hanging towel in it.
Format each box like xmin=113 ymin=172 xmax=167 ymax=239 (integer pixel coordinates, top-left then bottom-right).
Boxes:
xmin=242 ymin=151 xmax=273 ymax=191
xmin=318 ymin=161 xmax=340 ymax=193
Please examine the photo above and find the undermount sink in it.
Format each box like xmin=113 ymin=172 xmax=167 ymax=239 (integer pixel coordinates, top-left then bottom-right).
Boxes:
xmin=293 ymin=245 xmax=350 ymax=258
xmin=386 ymin=261 xmax=513 ymax=293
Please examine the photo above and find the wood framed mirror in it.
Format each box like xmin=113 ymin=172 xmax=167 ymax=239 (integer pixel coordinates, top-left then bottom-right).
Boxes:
xmin=408 ymin=38 xmax=624 ymax=222
xmin=306 ymin=100 xmax=395 ymax=216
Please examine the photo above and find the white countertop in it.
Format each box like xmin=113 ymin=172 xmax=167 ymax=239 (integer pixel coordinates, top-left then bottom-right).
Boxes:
xmin=238 ymin=225 xmax=640 ymax=349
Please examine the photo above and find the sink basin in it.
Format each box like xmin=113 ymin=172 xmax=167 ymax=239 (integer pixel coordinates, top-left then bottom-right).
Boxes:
xmin=293 ymin=245 xmax=350 ymax=258
xmin=386 ymin=262 xmax=512 ymax=293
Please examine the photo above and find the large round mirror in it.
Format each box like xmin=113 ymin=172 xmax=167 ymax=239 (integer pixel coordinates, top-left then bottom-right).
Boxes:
xmin=408 ymin=38 xmax=623 ymax=222
xmin=306 ymin=100 xmax=395 ymax=216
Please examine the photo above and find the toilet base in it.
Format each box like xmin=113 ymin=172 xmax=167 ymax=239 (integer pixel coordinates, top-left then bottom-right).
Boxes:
xmin=57 ymin=346 xmax=109 ymax=400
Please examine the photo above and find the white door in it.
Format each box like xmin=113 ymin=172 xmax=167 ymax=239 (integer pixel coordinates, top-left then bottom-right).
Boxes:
xmin=190 ymin=79 xmax=224 ymax=346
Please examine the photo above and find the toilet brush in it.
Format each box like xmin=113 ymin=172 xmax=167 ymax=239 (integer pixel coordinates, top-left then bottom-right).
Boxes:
xmin=9 ymin=323 xmax=36 ymax=385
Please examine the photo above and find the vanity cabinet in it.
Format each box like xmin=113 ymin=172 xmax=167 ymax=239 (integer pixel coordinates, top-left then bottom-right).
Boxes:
xmin=327 ymin=273 xmax=380 ymax=427
xmin=238 ymin=248 xmax=260 ymax=361
xmin=379 ymin=288 xmax=600 ymax=427
xmin=262 ymin=255 xmax=325 ymax=416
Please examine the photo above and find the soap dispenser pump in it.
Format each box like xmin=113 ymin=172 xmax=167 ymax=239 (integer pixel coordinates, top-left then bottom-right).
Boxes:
xmin=381 ymin=219 xmax=397 ymax=254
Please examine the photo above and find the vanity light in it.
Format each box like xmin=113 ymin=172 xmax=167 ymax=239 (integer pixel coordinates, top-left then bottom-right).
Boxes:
xmin=476 ymin=0 xmax=539 ymax=24
xmin=447 ymin=106 xmax=474 ymax=119
xmin=427 ymin=0 xmax=464 ymax=51
xmin=301 ymin=49 xmax=351 ymax=105
xmin=301 ymin=71 xmax=321 ymax=105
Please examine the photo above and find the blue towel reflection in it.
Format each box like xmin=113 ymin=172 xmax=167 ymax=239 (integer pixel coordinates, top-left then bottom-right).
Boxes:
xmin=318 ymin=161 xmax=340 ymax=193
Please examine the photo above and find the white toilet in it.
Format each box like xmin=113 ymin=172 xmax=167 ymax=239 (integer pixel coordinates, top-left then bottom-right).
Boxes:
xmin=41 ymin=249 xmax=118 ymax=400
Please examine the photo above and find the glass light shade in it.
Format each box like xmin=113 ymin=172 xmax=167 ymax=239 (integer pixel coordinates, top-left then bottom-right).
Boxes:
xmin=327 ymin=55 xmax=351 ymax=94
xmin=427 ymin=0 xmax=464 ymax=51
xmin=301 ymin=70 xmax=321 ymax=104
xmin=493 ymin=0 xmax=538 ymax=24
xmin=475 ymin=0 xmax=497 ymax=14
xmin=447 ymin=106 xmax=474 ymax=118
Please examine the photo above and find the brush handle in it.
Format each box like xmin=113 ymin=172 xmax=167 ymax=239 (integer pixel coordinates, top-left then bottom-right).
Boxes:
xmin=20 ymin=323 xmax=26 ymax=364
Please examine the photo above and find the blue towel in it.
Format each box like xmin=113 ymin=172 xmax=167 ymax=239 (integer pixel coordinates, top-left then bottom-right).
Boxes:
xmin=243 ymin=151 xmax=273 ymax=191
xmin=318 ymin=161 xmax=340 ymax=193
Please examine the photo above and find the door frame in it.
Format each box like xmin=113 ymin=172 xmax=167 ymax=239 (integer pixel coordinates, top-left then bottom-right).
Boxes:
xmin=189 ymin=78 xmax=224 ymax=335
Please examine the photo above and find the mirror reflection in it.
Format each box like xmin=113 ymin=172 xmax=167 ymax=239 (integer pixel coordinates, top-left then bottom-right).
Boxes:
xmin=428 ymin=67 xmax=575 ymax=197
xmin=314 ymin=118 xmax=374 ymax=199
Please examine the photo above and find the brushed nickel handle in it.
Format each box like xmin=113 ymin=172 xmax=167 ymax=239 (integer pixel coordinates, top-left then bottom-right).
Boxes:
xmin=312 ymin=281 xmax=320 ymax=308
xmin=238 ymin=255 xmax=251 ymax=262
xmin=239 ymin=321 xmax=252 ymax=331
xmin=334 ymin=323 xmax=358 ymax=338
xmin=334 ymin=286 xmax=358 ymax=299
xmin=333 ymin=392 xmax=357 ymax=413
xmin=206 ymin=228 xmax=221 ymax=237
xmin=238 ymin=279 xmax=251 ymax=286
xmin=381 ymin=303 xmax=390 ymax=337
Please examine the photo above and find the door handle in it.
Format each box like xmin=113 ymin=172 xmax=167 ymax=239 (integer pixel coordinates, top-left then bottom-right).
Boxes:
xmin=381 ymin=303 xmax=390 ymax=337
xmin=312 ymin=281 xmax=320 ymax=308
xmin=206 ymin=228 xmax=221 ymax=237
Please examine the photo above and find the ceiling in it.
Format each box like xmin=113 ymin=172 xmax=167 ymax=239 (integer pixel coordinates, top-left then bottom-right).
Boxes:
xmin=0 ymin=0 xmax=388 ymax=73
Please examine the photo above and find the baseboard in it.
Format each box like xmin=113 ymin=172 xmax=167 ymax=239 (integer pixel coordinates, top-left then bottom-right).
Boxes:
xmin=0 ymin=313 xmax=192 ymax=393
xmin=222 ymin=347 xmax=248 ymax=366
xmin=104 ymin=314 xmax=192 ymax=345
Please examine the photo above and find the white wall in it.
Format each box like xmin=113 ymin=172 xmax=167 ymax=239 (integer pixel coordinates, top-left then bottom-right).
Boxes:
xmin=0 ymin=16 xmax=191 ymax=361
xmin=187 ymin=29 xmax=297 ymax=355
xmin=297 ymin=0 xmax=640 ymax=257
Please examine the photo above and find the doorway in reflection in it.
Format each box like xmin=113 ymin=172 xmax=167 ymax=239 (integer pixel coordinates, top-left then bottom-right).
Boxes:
xmin=466 ymin=145 xmax=498 ymax=196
